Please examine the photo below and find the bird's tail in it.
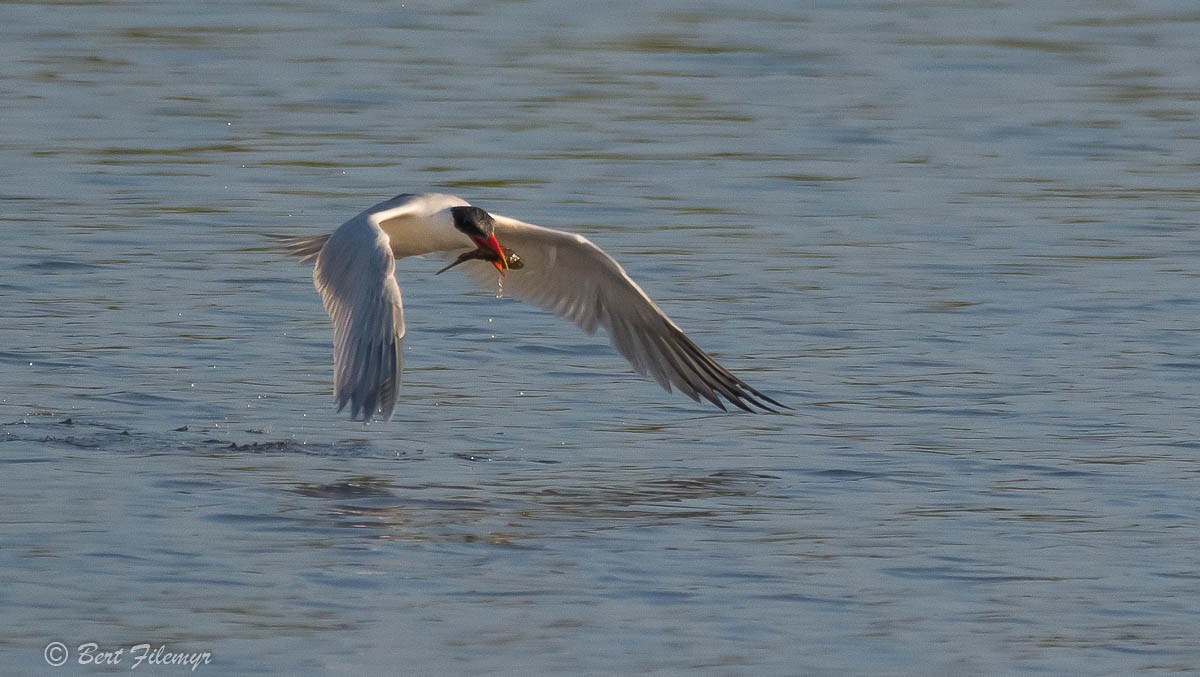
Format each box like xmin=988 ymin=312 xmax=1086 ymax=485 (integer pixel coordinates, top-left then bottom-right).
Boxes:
xmin=267 ymin=233 xmax=330 ymax=263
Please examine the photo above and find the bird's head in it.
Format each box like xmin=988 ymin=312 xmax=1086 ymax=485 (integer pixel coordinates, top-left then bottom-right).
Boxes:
xmin=449 ymin=206 xmax=508 ymax=274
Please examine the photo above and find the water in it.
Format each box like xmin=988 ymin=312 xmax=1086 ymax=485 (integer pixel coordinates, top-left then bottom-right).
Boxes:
xmin=4 ymin=1 xmax=1200 ymax=674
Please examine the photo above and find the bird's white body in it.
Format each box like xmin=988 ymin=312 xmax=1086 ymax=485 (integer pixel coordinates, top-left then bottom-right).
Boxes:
xmin=276 ymin=192 xmax=783 ymax=420
xmin=369 ymin=192 xmax=470 ymax=257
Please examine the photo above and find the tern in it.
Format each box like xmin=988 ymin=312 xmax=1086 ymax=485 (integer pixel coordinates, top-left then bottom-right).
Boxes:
xmin=275 ymin=192 xmax=785 ymax=420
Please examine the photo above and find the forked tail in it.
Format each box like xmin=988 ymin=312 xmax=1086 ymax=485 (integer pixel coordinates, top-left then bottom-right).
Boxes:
xmin=267 ymin=233 xmax=331 ymax=263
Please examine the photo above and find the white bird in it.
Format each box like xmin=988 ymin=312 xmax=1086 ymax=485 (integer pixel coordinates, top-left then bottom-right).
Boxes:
xmin=274 ymin=192 xmax=785 ymax=420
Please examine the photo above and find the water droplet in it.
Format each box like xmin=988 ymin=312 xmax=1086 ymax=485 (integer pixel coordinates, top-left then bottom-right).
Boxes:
xmin=496 ymin=276 xmax=505 ymax=298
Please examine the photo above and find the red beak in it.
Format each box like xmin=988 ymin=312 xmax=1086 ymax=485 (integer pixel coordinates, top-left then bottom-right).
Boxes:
xmin=475 ymin=233 xmax=508 ymax=275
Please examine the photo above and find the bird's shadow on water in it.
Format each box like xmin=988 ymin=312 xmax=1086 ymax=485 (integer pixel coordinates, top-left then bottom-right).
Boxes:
xmin=7 ymin=413 xmax=793 ymax=548
xmin=288 ymin=467 xmax=784 ymax=546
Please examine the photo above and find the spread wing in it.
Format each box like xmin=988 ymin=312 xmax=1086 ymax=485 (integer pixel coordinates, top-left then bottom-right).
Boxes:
xmin=454 ymin=215 xmax=785 ymax=412
xmin=281 ymin=216 xmax=406 ymax=421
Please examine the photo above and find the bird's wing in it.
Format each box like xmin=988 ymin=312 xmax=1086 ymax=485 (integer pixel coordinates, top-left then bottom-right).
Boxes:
xmin=312 ymin=215 xmax=406 ymax=421
xmin=454 ymin=214 xmax=785 ymax=412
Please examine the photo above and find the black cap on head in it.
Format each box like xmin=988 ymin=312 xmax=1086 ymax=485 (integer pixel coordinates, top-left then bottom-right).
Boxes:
xmin=449 ymin=206 xmax=496 ymax=239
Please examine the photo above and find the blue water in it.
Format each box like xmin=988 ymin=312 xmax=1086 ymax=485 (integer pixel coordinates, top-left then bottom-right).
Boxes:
xmin=4 ymin=1 xmax=1200 ymax=674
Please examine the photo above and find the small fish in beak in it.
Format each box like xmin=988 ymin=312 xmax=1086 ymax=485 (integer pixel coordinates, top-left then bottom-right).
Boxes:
xmin=436 ymin=243 xmax=525 ymax=276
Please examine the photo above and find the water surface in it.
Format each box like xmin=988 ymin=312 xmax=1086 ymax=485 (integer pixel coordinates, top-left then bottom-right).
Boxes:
xmin=3 ymin=1 xmax=1200 ymax=674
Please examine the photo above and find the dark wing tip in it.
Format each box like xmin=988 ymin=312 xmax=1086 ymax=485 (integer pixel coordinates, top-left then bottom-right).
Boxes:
xmin=713 ymin=376 xmax=789 ymax=414
xmin=660 ymin=324 xmax=789 ymax=414
xmin=730 ymin=384 xmax=791 ymax=414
